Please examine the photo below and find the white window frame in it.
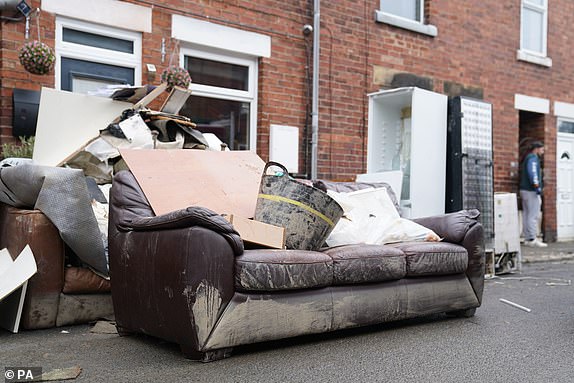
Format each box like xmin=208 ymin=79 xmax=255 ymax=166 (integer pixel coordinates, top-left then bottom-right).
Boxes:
xmin=518 ymin=0 xmax=551 ymax=67
xmin=180 ymin=45 xmax=259 ymax=151
xmin=375 ymin=0 xmax=437 ymax=37
xmin=55 ymin=17 xmax=142 ymax=90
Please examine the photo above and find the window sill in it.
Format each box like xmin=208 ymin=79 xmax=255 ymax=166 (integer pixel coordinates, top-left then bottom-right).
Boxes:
xmin=516 ymin=50 xmax=552 ymax=67
xmin=375 ymin=10 xmax=437 ymax=37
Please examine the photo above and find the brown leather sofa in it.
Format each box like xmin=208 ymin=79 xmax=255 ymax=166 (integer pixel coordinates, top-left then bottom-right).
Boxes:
xmin=0 ymin=203 xmax=113 ymax=329
xmin=109 ymin=171 xmax=485 ymax=362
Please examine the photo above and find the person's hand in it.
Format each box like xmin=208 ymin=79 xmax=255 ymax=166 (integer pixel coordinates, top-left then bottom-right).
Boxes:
xmin=535 ymin=187 xmax=542 ymax=195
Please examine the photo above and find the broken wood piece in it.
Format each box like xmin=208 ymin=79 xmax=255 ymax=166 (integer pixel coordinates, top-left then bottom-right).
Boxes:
xmin=160 ymin=86 xmax=193 ymax=114
xmin=132 ymin=82 xmax=167 ymax=110
xmin=545 ymin=280 xmax=572 ymax=286
xmin=38 ymin=366 xmax=82 ymax=381
xmin=90 ymin=320 xmax=118 ymax=334
xmin=499 ymin=298 xmax=531 ymax=313
xmin=149 ymin=115 xmax=197 ymax=128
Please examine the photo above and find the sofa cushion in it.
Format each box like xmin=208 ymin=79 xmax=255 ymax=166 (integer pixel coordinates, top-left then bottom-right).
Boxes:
xmin=235 ymin=250 xmax=333 ymax=291
xmin=388 ymin=241 xmax=468 ymax=276
xmin=62 ymin=267 xmax=111 ymax=294
xmin=322 ymin=244 xmax=406 ymax=284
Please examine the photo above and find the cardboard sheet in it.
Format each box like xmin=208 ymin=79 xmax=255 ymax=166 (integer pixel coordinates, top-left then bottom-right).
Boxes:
xmin=0 ymin=246 xmax=37 ymax=333
xmin=120 ymin=149 xmax=265 ymax=217
xmin=224 ymin=215 xmax=285 ymax=249
xmin=33 ymin=87 xmax=132 ymax=166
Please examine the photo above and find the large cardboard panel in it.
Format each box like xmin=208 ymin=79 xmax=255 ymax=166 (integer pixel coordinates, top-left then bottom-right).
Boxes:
xmin=120 ymin=149 xmax=265 ymax=217
xmin=33 ymin=87 xmax=132 ymax=166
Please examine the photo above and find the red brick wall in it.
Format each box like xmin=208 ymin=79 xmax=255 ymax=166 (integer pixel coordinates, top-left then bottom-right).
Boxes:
xmin=542 ymin=113 xmax=557 ymax=241
xmin=0 ymin=0 xmax=55 ymax=144
xmin=1 ymin=0 xmax=571 ymax=237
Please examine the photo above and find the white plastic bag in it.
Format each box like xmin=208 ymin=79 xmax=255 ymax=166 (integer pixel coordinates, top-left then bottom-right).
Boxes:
xmin=326 ymin=187 xmax=439 ymax=247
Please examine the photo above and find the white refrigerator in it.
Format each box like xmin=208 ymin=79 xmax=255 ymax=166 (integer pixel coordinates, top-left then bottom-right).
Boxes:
xmin=367 ymin=87 xmax=447 ymax=218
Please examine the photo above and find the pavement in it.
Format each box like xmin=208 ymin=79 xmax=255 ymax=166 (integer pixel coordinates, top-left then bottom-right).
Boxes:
xmin=521 ymin=240 xmax=574 ymax=263
xmin=1 ymin=242 xmax=574 ymax=383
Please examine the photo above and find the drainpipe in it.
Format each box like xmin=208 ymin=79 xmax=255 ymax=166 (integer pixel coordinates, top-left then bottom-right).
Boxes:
xmin=311 ymin=0 xmax=320 ymax=180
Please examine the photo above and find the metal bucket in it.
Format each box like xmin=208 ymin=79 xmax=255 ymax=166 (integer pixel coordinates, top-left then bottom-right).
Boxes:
xmin=254 ymin=162 xmax=343 ymax=250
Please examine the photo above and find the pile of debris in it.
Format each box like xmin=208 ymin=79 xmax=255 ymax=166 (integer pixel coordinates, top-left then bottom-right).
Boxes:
xmin=2 ymin=83 xmax=231 ymax=274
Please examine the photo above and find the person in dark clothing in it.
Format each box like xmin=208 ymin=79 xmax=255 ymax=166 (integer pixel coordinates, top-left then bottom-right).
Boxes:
xmin=519 ymin=140 xmax=547 ymax=247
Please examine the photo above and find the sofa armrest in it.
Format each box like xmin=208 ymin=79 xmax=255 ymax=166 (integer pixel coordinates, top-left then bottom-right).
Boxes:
xmin=412 ymin=209 xmax=480 ymax=244
xmin=461 ymin=222 xmax=485 ymax=305
xmin=413 ymin=209 xmax=484 ymax=304
xmin=109 ymin=223 xmax=237 ymax=354
xmin=119 ymin=206 xmax=244 ymax=256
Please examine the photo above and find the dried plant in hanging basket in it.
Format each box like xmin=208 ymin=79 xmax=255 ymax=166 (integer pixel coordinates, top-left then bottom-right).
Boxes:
xmin=160 ymin=65 xmax=192 ymax=89
xmin=18 ymin=41 xmax=55 ymax=75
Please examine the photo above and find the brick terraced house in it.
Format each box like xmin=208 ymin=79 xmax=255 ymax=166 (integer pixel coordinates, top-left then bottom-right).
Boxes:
xmin=0 ymin=0 xmax=572 ymax=242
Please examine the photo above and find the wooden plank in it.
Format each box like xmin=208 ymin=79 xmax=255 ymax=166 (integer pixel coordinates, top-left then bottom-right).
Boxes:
xmin=131 ymin=82 xmax=167 ymax=109
xmin=160 ymin=86 xmax=193 ymax=114
xmin=224 ymin=215 xmax=285 ymax=249
xmin=120 ymin=149 xmax=265 ymax=217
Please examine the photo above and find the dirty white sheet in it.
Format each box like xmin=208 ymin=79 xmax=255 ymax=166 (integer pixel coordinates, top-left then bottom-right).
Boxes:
xmin=326 ymin=187 xmax=439 ymax=247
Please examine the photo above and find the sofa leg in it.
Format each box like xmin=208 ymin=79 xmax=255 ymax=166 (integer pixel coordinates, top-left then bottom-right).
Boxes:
xmin=180 ymin=345 xmax=233 ymax=362
xmin=115 ymin=325 xmax=135 ymax=336
xmin=446 ymin=308 xmax=476 ymax=318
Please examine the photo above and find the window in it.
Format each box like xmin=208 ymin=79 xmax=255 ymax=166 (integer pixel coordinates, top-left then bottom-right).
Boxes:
xmin=559 ymin=120 xmax=574 ymax=134
xmin=179 ymin=47 xmax=258 ymax=150
xmin=375 ymin=0 xmax=437 ymax=37
xmin=381 ymin=0 xmax=422 ymax=22
xmin=55 ymin=17 xmax=142 ymax=93
xmin=172 ymin=15 xmax=270 ymax=150
xmin=518 ymin=0 xmax=551 ymax=66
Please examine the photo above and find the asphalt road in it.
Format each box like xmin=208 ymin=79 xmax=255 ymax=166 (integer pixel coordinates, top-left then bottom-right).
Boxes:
xmin=2 ymin=260 xmax=573 ymax=383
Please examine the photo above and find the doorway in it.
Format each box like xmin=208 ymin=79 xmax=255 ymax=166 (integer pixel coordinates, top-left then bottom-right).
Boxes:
xmin=518 ymin=111 xmax=546 ymax=240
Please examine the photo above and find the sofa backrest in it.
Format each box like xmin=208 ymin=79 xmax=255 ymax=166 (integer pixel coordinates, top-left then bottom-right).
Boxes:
xmin=312 ymin=180 xmax=402 ymax=216
xmin=109 ymin=172 xmax=404 ymax=224
xmin=109 ymin=170 xmax=155 ymax=228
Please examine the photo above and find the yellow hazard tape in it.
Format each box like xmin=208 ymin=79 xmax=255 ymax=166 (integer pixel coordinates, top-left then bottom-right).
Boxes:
xmin=258 ymin=194 xmax=335 ymax=227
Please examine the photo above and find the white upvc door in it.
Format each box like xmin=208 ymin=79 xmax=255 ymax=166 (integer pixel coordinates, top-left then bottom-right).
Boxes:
xmin=557 ymin=132 xmax=574 ymax=240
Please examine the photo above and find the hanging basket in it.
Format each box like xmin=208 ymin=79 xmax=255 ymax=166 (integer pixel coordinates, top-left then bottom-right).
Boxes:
xmin=160 ymin=65 xmax=192 ymax=90
xmin=18 ymin=41 xmax=55 ymax=75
